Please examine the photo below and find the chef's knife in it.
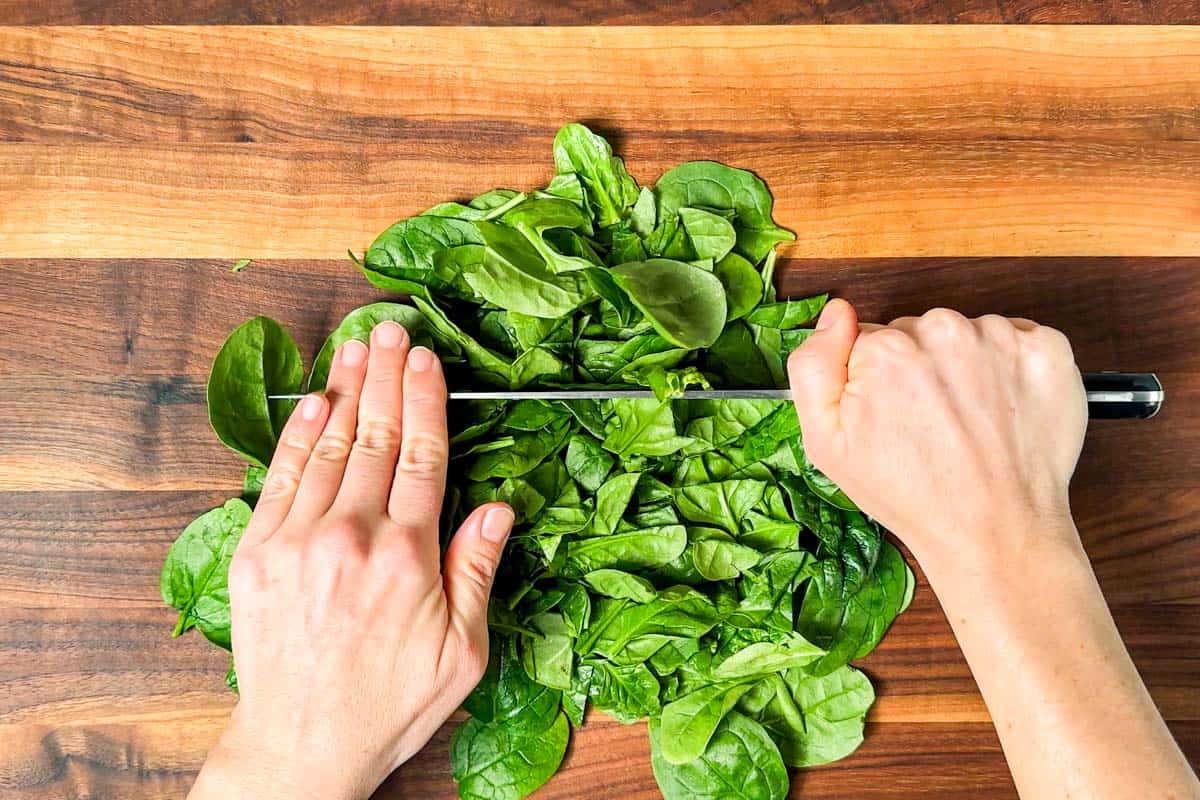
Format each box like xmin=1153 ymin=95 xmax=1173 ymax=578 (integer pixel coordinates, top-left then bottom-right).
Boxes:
xmin=270 ymin=371 xmax=1162 ymax=420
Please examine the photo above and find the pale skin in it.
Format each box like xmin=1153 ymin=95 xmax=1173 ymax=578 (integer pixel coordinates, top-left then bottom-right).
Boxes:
xmin=190 ymin=311 xmax=1199 ymax=800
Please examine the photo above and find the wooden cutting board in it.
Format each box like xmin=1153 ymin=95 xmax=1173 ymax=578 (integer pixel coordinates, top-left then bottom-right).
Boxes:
xmin=1 ymin=5 xmax=1198 ymax=799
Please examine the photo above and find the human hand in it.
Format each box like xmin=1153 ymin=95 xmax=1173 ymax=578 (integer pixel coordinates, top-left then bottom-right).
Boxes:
xmin=788 ymin=300 xmax=1087 ymax=576
xmin=189 ymin=322 xmax=514 ymax=800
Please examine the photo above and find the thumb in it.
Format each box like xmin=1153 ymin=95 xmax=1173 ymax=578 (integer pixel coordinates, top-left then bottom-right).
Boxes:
xmin=443 ymin=502 xmax=513 ymax=649
xmin=787 ymin=298 xmax=859 ymax=452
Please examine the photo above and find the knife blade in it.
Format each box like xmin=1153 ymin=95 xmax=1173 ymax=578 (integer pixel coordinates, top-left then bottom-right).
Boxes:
xmin=268 ymin=372 xmax=1163 ymax=420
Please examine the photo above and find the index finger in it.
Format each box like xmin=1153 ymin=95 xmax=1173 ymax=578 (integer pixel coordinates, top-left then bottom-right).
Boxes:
xmin=787 ymin=299 xmax=860 ymax=456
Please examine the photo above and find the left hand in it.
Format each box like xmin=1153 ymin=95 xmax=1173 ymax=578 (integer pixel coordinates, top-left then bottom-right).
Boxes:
xmin=189 ymin=321 xmax=514 ymax=800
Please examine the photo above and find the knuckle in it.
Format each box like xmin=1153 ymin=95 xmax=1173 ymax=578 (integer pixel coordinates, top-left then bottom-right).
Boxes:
xmin=261 ymin=465 xmax=301 ymax=499
xmin=355 ymin=417 xmax=403 ymax=456
xmin=312 ymin=430 xmax=354 ymax=462
xmin=920 ymin=307 xmax=973 ymax=339
xmin=398 ymin=432 xmax=449 ymax=476
xmin=866 ymin=327 xmax=916 ymax=355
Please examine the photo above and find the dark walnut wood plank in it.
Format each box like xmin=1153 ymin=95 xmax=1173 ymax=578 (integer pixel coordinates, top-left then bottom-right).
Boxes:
xmin=2 ymin=257 xmax=1198 ymax=492
xmin=0 ymin=488 xmax=1195 ymax=797
xmin=0 ymin=491 xmax=1195 ymax=714
xmin=3 ymin=257 xmax=1200 ymax=376
xmin=3 ymin=27 xmax=1199 ymax=145
xmin=2 ymin=0 xmax=1197 ymax=25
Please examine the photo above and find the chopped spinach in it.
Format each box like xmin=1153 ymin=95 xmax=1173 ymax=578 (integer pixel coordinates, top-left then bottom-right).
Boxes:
xmin=161 ymin=123 xmax=912 ymax=800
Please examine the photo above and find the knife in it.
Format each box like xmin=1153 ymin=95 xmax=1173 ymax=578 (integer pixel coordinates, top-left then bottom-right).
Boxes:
xmin=270 ymin=371 xmax=1163 ymax=420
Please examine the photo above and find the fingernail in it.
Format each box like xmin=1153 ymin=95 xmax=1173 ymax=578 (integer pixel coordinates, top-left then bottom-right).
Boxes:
xmin=373 ymin=321 xmax=406 ymax=349
xmin=481 ymin=506 xmax=514 ymax=544
xmin=408 ymin=346 xmax=435 ymax=372
xmin=340 ymin=339 xmax=367 ymax=367
xmin=299 ymin=393 xmax=323 ymax=421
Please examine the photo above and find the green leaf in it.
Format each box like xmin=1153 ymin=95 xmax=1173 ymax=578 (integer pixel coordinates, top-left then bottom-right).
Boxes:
xmin=566 ymin=525 xmax=687 ymax=573
xmin=520 ymin=612 xmax=575 ymax=690
xmin=714 ymin=253 xmax=765 ymax=321
xmin=693 ymin=538 xmax=763 ymax=581
xmin=451 ymin=711 xmax=569 ymax=800
xmin=610 ymin=259 xmax=727 ymax=349
xmin=552 ymin=123 xmax=639 ymax=228
xmin=679 ymin=207 xmax=736 ymax=262
xmin=564 ymin=434 xmax=615 ymax=493
xmin=655 ymin=160 xmax=795 ymax=263
xmin=207 ymin=316 xmax=303 ymax=467
xmin=650 ymin=712 xmax=788 ymax=800
xmin=583 ymin=569 xmax=658 ymax=603
xmin=657 ymin=682 xmax=755 ymax=765
xmin=160 ymin=499 xmax=251 ymax=650
xmin=602 ymin=399 xmax=693 ymax=458
xmin=745 ymin=294 xmax=828 ymax=328
xmin=362 ymin=215 xmax=482 ymax=292
xmin=230 ymin=258 xmax=251 ymax=273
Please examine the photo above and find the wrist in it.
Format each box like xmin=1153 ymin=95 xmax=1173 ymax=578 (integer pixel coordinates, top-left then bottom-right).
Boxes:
xmin=910 ymin=503 xmax=1084 ymax=594
xmin=191 ymin=717 xmax=361 ymax=800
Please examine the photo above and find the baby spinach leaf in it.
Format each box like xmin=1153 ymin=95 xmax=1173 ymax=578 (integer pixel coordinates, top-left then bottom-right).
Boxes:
xmin=602 ymin=399 xmax=693 ymax=458
xmin=451 ymin=710 xmax=568 ymax=800
xmin=679 ymin=207 xmax=736 ymax=262
xmin=778 ymin=665 xmax=874 ymax=767
xmin=363 ymin=216 xmax=482 ymax=293
xmin=650 ymin=712 xmax=788 ymax=800
xmin=520 ymin=612 xmax=574 ymax=691
xmin=610 ymin=259 xmax=727 ymax=349
xmin=583 ymin=569 xmax=658 ymax=603
xmin=553 ymin=123 xmax=639 ymax=228
xmin=715 ymin=253 xmax=765 ymax=321
xmin=693 ymin=537 xmax=763 ymax=581
xmin=566 ymin=525 xmax=687 ymax=574
xmin=674 ymin=480 xmax=767 ymax=534
xmin=630 ymin=186 xmax=657 ymax=237
xmin=745 ymin=294 xmax=828 ymax=329
xmin=587 ymin=661 xmax=662 ymax=723
xmin=160 ymin=499 xmax=250 ymax=649
xmin=655 ymin=161 xmax=795 ymax=264
xmin=658 ymin=680 xmax=756 ymax=764
xmin=592 ymin=472 xmax=643 ymax=535
xmin=207 ymin=316 xmax=303 ymax=467
xmin=797 ymin=541 xmax=913 ymax=676
xmin=564 ymin=434 xmax=614 ymax=493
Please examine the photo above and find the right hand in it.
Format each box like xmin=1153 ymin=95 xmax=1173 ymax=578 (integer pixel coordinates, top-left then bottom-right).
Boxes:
xmin=787 ymin=300 xmax=1088 ymax=574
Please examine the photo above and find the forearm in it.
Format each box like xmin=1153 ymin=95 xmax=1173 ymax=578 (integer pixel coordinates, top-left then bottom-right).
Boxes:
xmin=923 ymin=515 xmax=1199 ymax=800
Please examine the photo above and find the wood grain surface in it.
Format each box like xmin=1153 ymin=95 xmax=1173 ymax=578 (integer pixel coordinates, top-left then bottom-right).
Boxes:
xmin=1 ymin=13 xmax=1198 ymax=800
xmin=2 ymin=0 xmax=1199 ymax=25
xmin=2 ymin=27 xmax=1200 ymax=258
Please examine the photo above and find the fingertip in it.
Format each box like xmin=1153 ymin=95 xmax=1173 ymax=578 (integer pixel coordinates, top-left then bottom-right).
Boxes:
xmin=339 ymin=338 xmax=368 ymax=367
xmin=298 ymin=392 xmax=326 ymax=422
xmin=480 ymin=503 xmax=514 ymax=545
xmin=371 ymin=321 xmax=409 ymax=349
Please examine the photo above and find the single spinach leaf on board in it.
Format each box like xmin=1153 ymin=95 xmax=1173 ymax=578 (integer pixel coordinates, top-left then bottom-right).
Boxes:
xmin=610 ymin=259 xmax=728 ymax=349
xmin=451 ymin=711 xmax=569 ymax=800
xmin=553 ymin=123 xmax=639 ymax=228
xmin=207 ymin=316 xmax=303 ymax=467
xmin=650 ymin=712 xmax=789 ymax=800
xmin=655 ymin=161 xmax=795 ymax=264
xmin=797 ymin=541 xmax=914 ymax=676
xmin=160 ymin=499 xmax=250 ymax=649
xmin=307 ymin=302 xmax=433 ymax=392
xmin=362 ymin=215 xmax=483 ymax=293
xmin=776 ymin=665 xmax=874 ymax=767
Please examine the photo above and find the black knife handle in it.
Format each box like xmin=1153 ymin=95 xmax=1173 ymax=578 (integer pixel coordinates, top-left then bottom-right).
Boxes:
xmin=1083 ymin=372 xmax=1163 ymax=420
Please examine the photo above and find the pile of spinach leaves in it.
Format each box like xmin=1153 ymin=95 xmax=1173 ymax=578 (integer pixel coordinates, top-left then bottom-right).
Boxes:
xmin=161 ymin=123 xmax=914 ymax=799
